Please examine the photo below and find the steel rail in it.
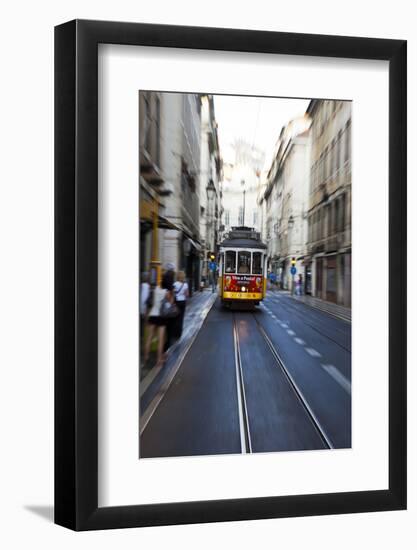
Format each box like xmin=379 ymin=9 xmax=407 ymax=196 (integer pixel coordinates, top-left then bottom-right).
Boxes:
xmin=232 ymin=315 xmax=253 ymax=454
xmin=253 ymin=313 xmax=334 ymax=450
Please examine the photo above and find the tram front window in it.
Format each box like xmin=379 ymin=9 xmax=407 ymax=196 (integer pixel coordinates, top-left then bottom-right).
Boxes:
xmin=237 ymin=251 xmax=251 ymax=274
xmin=225 ymin=251 xmax=236 ymax=273
xmin=252 ymin=252 xmax=263 ymax=275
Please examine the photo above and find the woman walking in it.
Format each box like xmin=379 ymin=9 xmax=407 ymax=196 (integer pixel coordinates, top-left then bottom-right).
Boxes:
xmin=173 ymin=270 xmax=189 ymax=339
xmin=162 ymin=263 xmax=175 ymax=352
xmin=140 ymin=272 xmax=150 ymax=344
xmin=144 ymin=276 xmax=174 ymax=368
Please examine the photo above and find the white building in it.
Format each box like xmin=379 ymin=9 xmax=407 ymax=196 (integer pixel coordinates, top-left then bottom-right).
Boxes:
xmin=199 ymin=95 xmax=222 ymax=282
xmin=262 ymin=116 xmax=312 ymax=291
xmin=221 ymin=140 xmax=264 ymax=237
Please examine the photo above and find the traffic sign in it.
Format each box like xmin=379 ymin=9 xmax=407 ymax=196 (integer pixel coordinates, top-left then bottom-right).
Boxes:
xmin=290 ymin=266 xmax=297 ymax=275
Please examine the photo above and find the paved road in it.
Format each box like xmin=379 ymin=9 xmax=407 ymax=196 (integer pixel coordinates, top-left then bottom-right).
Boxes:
xmin=140 ymin=291 xmax=351 ymax=458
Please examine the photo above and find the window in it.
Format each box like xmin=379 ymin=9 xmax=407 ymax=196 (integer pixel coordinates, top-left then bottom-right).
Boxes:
xmin=324 ymin=205 xmax=329 ymax=238
xmin=317 ymin=209 xmax=322 ymax=240
xmin=144 ymin=95 xmax=151 ymax=153
xmin=224 ymin=210 xmax=230 ymax=226
xmin=252 ymin=252 xmax=263 ymax=275
xmin=345 ymin=120 xmax=351 ymax=163
xmin=339 ymin=194 xmax=346 ymax=232
xmin=339 ymin=130 xmax=345 ymax=168
xmin=238 ymin=206 xmax=244 ymax=226
xmin=225 ymin=251 xmax=236 ymax=273
xmin=332 ymin=139 xmax=337 ymax=175
xmin=155 ymin=96 xmax=161 ymax=165
xmin=337 ymin=130 xmax=342 ymax=172
xmin=237 ymin=251 xmax=251 ymax=274
xmin=321 ymin=153 xmax=326 ymax=182
xmin=253 ymin=210 xmax=258 ymax=227
xmin=312 ymin=212 xmax=316 ymax=242
xmin=334 ymin=199 xmax=339 ymax=234
xmin=326 ymin=147 xmax=331 ymax=180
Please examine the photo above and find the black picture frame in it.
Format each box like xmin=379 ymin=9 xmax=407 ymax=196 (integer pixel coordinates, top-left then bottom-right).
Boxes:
xmin=55 ymin=19 xmax=407 ymax=531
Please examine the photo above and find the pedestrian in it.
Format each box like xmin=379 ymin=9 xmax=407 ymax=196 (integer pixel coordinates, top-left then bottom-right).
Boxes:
xmin=140 ymin=272 xmax=150 ymax=344
xmin=208 ymin=259 xmax=217 ymax=292
xmin=162 ymin=263 xmax=176 ymax=352
xmin=173 ymin=270 xmax=189 ymax=339
xmin=297 ymin=274 xmax=303 ymax=296
xmin=143 ymin=275 xmax=174 ymax=368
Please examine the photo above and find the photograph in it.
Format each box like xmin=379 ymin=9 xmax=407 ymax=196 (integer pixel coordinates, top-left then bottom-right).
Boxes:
xmin=0 ymin=0 xmax=409 ymax=540
xmin=139 ymin=91 xmax=352 ymax=458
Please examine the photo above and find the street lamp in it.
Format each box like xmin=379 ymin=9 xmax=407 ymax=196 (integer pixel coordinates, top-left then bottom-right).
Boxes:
xmin=205 ymin=180 xmax=216 ymax=285
xmin=288 ymin=215 xmax=296 ymax=295
xmin=241 ymin=179 xmax=246 ymax=226
xmin=206 ymin=179 xmax=216 ymax=245
xmin=206 ymin=179 xmax=216 ymax=201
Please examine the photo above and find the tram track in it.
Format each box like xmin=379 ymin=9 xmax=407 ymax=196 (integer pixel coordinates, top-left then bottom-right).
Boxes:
xmin=232 ymin=315 xmax=252 ymax=453
xmin=233 ymin=309 xmax=333 ymax=452
xmin=251 ymin=312 xmax=334 ymax=449
xmin=141 ymin=299 xmax=339 ymax=458
xmin=265 ymin=294 xmax=351 ymax=353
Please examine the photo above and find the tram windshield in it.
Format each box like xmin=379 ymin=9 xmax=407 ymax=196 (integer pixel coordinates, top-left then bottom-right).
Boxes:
xmin=252 ymin=252 xmax=263 ymax=275
xmin=223 ymin=250 xmax=264 ymax=275
xmin=225 ymin=251 xmax=236 ymax=273
xmin=237 ymin=251 xmax=251 ymax=274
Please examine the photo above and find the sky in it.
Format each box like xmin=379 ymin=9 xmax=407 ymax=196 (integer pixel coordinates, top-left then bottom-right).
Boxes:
xmin=212 ymin=95 xmax=310 ymax=172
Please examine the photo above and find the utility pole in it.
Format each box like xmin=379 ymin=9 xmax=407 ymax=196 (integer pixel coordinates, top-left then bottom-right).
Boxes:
xmin=291 ymin=256 xmax=296 ymax=295
xmin=241 ymin=179 xmax=246 ymax=226
xmin=150 ymin=196 xmax=161 ymax=286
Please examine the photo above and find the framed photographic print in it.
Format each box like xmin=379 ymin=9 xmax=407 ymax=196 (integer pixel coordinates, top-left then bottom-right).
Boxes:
xmin=55 ymin=20 xmax=406 ymax=530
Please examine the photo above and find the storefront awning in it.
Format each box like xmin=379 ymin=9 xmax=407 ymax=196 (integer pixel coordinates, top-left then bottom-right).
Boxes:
xmin=140 ymin=215 xmax=183 ymax=233
xmin=140 ymin=216 xmax=202 ymax=253
xmin=187 ymin=237 xmax=202 ymax=252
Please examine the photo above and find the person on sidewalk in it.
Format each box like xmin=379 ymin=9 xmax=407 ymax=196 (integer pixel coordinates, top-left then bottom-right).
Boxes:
xmin=162 ymin=263 xmax=176 ymax=352
xmin=143 ymin=276 xmax=174 ymax=369
xmin=208 ymin=259 xmax=217 ymax=293
xmin=173 ymin=270 xmax=189 ymax=340
xmin=140 ymin=272 xmax=150 ymax=344
xmin=297 ymin=274 xmax=303 ymax=296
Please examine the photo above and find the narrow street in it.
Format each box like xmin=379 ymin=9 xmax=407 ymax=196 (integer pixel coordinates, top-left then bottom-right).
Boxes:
xmin=139 ymin=290 xmax=351 ymax=458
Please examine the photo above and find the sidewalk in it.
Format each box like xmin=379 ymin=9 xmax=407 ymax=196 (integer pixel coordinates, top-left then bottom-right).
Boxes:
xmin=290 ymin=293 xmax=351 ymax=322
xmin=269 ymin=288 xmax=351 ymax=322
xmin=140 ymin=289 xmax=217 ymax=397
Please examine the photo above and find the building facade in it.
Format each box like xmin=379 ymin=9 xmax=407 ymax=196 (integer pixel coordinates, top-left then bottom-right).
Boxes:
xmin=220 ymin=140 xmax=264 ymax=239
xmin=139 ymin=90 xmax=166 ymax=285
xmin=262 ymin=117 xmax=311 ymax=291
xmin=199 ymin=95 xmax=222 ymax=283
xmin=139 ymin=92 xmax=204 ymax=292
xmin=306 ymin=99 xmax=352 ymax=306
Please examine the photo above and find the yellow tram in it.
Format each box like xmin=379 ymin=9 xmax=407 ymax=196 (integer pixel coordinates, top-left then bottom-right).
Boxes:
xmin=218 ymin=226 xmax=267 ymax=306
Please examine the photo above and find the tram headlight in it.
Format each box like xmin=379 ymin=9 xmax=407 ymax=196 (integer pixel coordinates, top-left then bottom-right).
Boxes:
xmin=256 ymin=277 xmax=261 ymax=286
xmin=241 ymin=286 xmax=246 ymax=292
